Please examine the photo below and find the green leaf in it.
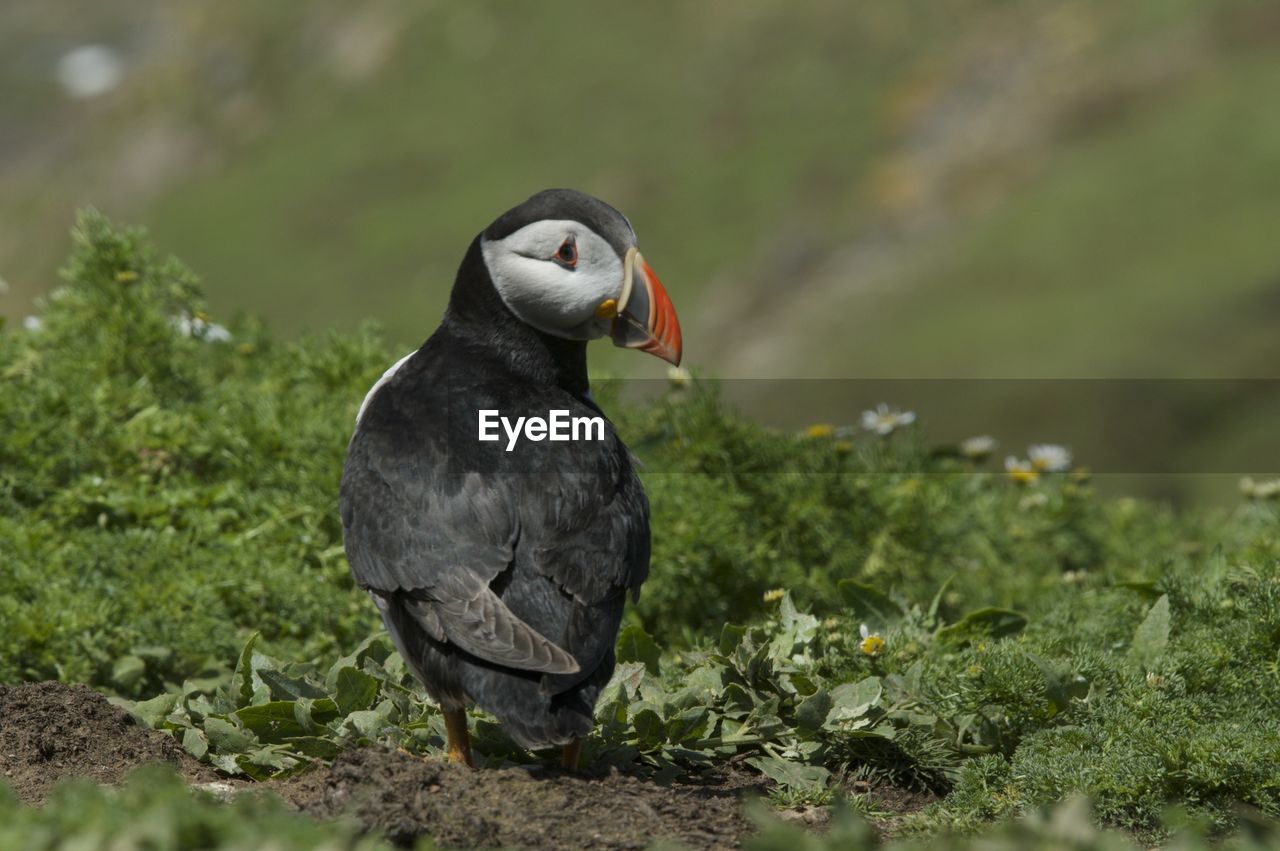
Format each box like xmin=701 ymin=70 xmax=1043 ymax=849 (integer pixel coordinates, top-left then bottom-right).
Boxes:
xmin=132 ymin=644 xmax=174 ymax=666
xmin=341 ymin=709 xmax=392 ymax=739
xmin=615 ymin=625 xmax=661 ymax=676
xmin=928 ymin=574 xmax=956 ymax=621
xmin=124 ymin=692 xmax=178 ymax=729
xmin=234 ymin=701 xmax=309 ymax=743
xmin=795 ymin=688 xmax=833 ymax=733
xmin=258 ymin=668 xmax=328 ymax=701
xmin=632 ymin=708 xmax=667 ymax=749
xmin=325 ymin=634 xmax=392 ymax=692
xmin=721 ymin=682 xmax=757 ymax=716
xmin=665 ymin=706 xmax=710 ymax=744
xmin=333 ymin=666 xmax=380 ymax=715
xmin=294 ymin=697 xmax=340 ymax=734
xmin=111 ymin=654 xmax=147 ymax=690
xmin=611 ymin=661 xmax=647 ymax=700
xmin=1112 ymin=580 xmax=1162 ymax=600
xmin=232 ymin=632 xmax=260 ymax=709
xmin=182 ymin=727 xmax=209 ymax=760
xmin=1129 ymin=593 xmax=1170 ymax=667
xmin=746 ymin=755 xmax=831 ymax=793
xmin=770 ymin=594 xmax=819 ymax=657
xmin=718 ymin=624 xmax=747 ymax=655
xmin=668 ymin=664 xmax=724 ymax=709
xmin=203 ymin=717 xmax=257 ymax=754
xmin=285 ymin=736 xmax=343 ymax=759
xmin=827 ymin=677 xmax=881 ymax=726
xmin=935 ymin=607 xmax=1028 ymax=643
xmin=209 ymin=753 xmax=244 ymax=775
xmin=837 ymin=579 xmax=904 ymax=624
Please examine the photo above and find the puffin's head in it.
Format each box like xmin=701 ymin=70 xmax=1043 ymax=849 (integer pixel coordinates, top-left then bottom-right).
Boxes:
xmin=480 ymin=188 xmax=682 ymax=365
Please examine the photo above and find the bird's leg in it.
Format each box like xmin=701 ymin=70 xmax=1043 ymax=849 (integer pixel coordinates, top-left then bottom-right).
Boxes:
xmin=443 ymin=707 xmax=475 ymax=768
xmin=561 ymin=738 xmax=583 ymax=771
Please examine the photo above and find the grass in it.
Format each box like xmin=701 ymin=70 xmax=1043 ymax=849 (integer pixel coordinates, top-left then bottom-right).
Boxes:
xmin=3 ymin=214 xmax=1280 ymax=848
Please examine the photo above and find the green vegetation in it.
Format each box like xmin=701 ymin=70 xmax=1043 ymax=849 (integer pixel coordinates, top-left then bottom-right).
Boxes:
xmin=7 ymin=773 xmax=1280 ymax=851
xmin=4 ymin=215 xmax=1280 ymax=845
xmin=0 ymin=767 xmax=409 ymax=851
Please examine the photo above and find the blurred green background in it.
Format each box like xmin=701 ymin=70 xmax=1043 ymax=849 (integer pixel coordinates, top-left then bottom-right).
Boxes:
xmin=2 ymin=0 xmax=1277 ymax=498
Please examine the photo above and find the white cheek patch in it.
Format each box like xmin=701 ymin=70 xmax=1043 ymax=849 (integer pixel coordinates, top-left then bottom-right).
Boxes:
xmin=482 ymin=220 xmax=625 ymax=341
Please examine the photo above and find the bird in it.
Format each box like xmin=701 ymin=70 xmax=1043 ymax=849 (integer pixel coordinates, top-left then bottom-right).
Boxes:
xmin=340 ymin=189 xmax=682 ymax=770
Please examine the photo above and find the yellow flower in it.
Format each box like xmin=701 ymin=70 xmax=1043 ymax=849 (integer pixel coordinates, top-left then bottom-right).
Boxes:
xmin=858 ymin=623 xmax=884 ymax=657
xmin=666 ymin=366 xmax=692 ymax=388
xmin=114 ymin=269 xmax=138 ymax=283
xmin=804 ymin=423 xmax=835 ymax=439
xmin=1004 ymin=457 xmax=1039 ymax=485
xmin=763 ymin=588 xmax=785 ymax=604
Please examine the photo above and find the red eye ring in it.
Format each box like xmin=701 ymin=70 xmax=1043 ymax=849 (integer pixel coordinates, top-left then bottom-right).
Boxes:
xmin=554 ymin=237 xmax=578 ymax=268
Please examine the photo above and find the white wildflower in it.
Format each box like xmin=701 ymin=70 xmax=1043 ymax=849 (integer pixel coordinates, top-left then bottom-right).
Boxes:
xmin=858 ymin=623 xmax=885 ymax=657
xmin=57 ymin=45 xmax=124 ymax=99
xmin=173 ymin=315 xmax=232 ymax=342
xmin=960 ymin=435 xmax=998 ymax=460
xmin=1241 ymin=477 xmax=1280 ymax=500
xmin=666 ymin=366 xmax=692 ymax=388
xmin=1005 ymin=456 xmax=1039 ymax=485
xmin=1028 ymin=444 xmax=1072 ymax=472
xmin=861 ymin=403 xmax=916 ymax=436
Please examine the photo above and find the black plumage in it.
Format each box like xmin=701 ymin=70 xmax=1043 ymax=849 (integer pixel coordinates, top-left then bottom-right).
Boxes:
xmin=340 ymin=191 xmax=664 ymax=758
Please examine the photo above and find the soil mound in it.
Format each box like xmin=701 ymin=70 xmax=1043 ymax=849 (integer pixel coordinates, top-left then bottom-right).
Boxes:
xmin=279 ymin=747 xmax=756 ymax=849
xmin=0 ymin=680 xmax=211 ymax=804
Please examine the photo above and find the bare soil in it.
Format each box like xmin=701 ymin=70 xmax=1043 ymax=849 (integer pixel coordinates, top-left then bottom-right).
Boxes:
xmin=0 ymin=681 xmax=217 ymax=803
xmin=1 ymin=681 xmax=935 ymax=849
xmin=278 ymin=748 xmax=756 ymax=849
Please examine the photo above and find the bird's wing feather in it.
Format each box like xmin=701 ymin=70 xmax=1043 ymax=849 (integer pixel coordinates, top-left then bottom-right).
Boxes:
xmin=342 ymin=412 xmax=580 ymax=675
xmin=527 ymin=466 xmax=649 ymax=606
xmin=519 ymin=460 xmax=650 ymax=690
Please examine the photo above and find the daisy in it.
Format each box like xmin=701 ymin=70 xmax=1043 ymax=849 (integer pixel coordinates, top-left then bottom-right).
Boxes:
xmin=1241 ymin=477 xmax=1280 ymax=500
xmin=861 ymin=403 xmax=916 ymax=436
xmin=666 ymin=366 xmax=692 ymax=388
xmin=1005 ymin=456 xmax=1039 ymax=485
xmin=173 ymin=314 xmax=232 ymax=343
xmin=1028 ymin=444 xmax=1072 ymax=472
xmin=859 ymin=623 xmax=885 ymax=657
xmin=961 ymin=435 xmax=998 ymax=460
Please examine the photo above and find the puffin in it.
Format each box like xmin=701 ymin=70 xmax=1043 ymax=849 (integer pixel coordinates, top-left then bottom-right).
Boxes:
xmin=340 ymin=189 xmax=681 ymax=769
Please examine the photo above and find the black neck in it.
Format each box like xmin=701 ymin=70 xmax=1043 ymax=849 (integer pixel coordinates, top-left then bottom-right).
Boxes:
xmin=437 ymin=236 xmax=590 ymax=395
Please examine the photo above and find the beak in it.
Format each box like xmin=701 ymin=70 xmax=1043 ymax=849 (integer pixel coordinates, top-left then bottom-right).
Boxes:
xmin=611 ymin=248 xmax=683 ymax=365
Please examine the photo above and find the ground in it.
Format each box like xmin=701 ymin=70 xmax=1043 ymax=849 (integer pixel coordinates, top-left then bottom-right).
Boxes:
xmin=0 ymin=681 xmax=219 ymax=804
xmin=0 ymin=681 xmax=781 ymax=848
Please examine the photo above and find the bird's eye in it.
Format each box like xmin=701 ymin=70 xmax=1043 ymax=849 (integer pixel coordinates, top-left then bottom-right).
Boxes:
xmin=554 ymin=237 xmax=578 ymax=268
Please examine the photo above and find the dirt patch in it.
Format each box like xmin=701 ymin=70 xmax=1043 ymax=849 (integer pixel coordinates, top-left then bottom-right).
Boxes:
xmin=276 ymin=748 xmax=757 ymax=850
xmin=1 ymin=681 xmax=934 ymax=848
xmin=0 ymin=680 xmax=216 ymax=805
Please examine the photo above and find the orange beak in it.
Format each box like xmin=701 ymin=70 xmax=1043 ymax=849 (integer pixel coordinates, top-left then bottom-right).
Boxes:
xmin=611 ymin=250 xmax=683 ymax=366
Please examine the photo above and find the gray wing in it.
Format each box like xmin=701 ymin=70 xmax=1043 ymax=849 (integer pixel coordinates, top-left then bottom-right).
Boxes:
xmin=341 ymin=427 xmax=580 ymax=676
xmin=517 ymin=457 xmax=650 ymax=692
